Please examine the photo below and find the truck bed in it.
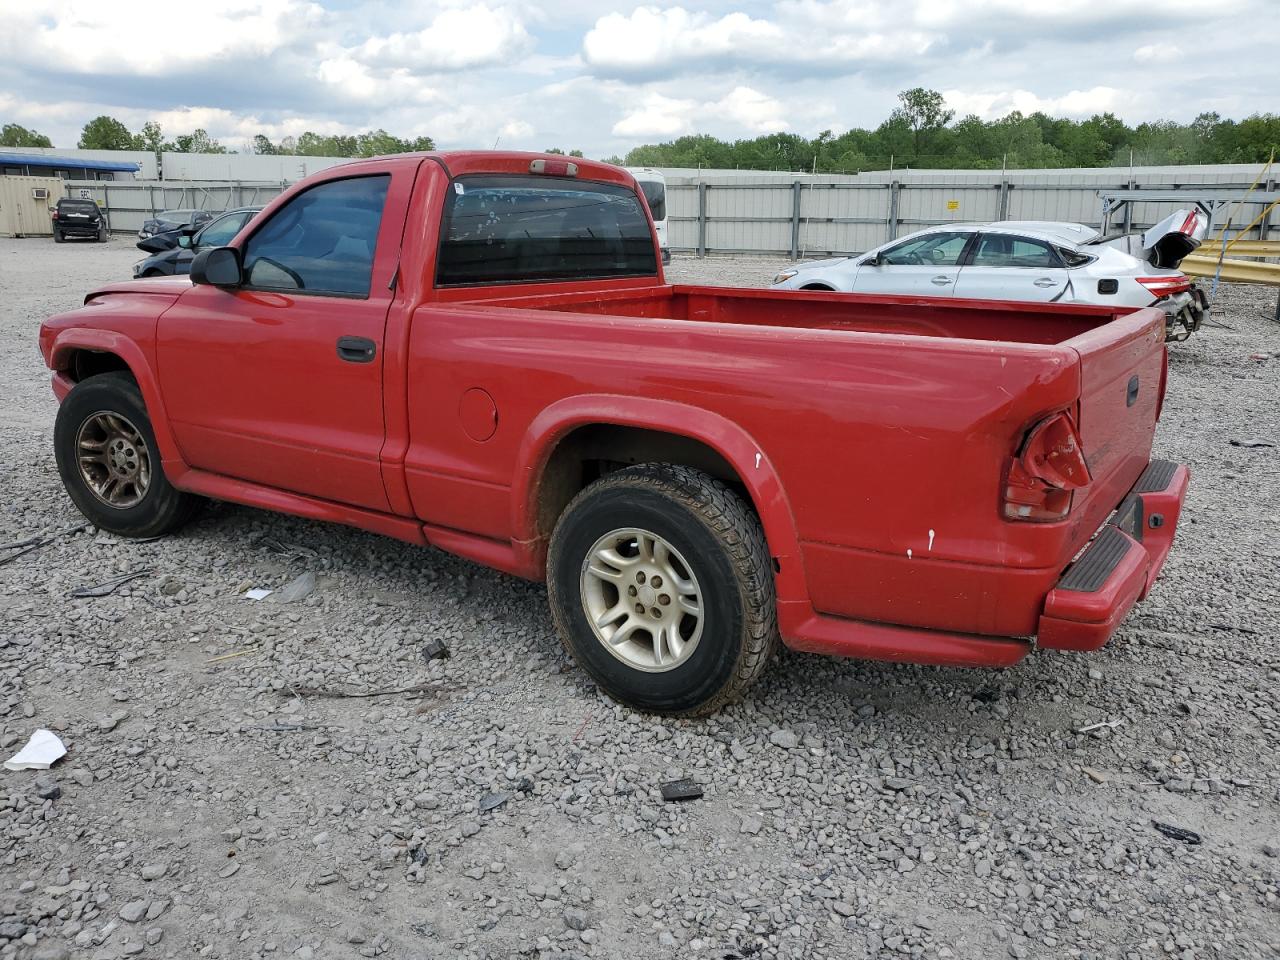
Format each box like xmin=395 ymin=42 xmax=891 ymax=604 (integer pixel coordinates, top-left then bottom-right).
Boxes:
xmin=469 ymin=283 xmax=1127 ymax=345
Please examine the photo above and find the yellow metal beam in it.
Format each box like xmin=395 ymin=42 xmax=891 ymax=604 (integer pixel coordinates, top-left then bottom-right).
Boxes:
xmin=1181 ymin=254 xmax=1280 ymax=285
xmin=1198 ymin=239 xmax=1280 ymax=257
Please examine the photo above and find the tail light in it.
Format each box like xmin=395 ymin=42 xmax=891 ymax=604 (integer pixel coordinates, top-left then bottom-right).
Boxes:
xmin=530 ymin=158 xmax=578 ymax=177
xmin=51 ymin=210 xmax=58 ymax=220
xmin=1156 ymin=345 xmax=1169 ymax=421
xmin=1004 ymin=412 xmax=1091 ymax=522
xmin=1136 ymin=275 xmax=1191 ymax=299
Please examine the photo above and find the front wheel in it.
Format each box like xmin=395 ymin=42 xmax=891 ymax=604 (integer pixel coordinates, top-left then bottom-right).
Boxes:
xmin=54 ymin=372 xmax=199 ymax=538
xmin=548 ymin=464 xmax=778 ymax=715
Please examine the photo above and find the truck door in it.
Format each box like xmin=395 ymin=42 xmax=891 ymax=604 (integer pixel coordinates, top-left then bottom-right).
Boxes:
xmin=852 ymin=231 xmax=972 ymax=297
xmin=156 ymin=166 xmax=414 ymax=512
xmin=952 ymin=233 xmax=1069 ymax=303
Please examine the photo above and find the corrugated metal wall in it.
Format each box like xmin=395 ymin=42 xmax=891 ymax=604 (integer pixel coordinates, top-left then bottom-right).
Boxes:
xmin=666 ymin=164 xmax=1279 ymax=256
xmin=63 ymin=180 xmax=289 ymax=235
xmin=0 ymin=176 xmax=64 ymax=237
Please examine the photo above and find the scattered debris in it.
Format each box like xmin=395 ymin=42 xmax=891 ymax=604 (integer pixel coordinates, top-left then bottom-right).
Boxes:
xmin=248 ymin=722 xmax=316 ymax=733
xmin=32 ymin=774 xmax=61 ymax=800
xmin=1152 ymin=820 xmax=1202 ymax=845
xmin=1229 ymin=438 xmax=1275 ymax=448
xmin=242 ymin=588 xmax=274 ymax=601
xmin=479 ymin=791 xmax=511 ymax=812
xmin=278 ymin=682 xmax=459 ymax=699
xmin=421 ymin=638 xmax=451 ymax=661
xmin=206 ymin=648 xmax=259 ymax=664
xmin=4 ymin=729 xmax=67 ymax=771
xmin=1075 ymin=718 xmax=1126 ymax=734
xmin=67 ymin=567 xmax=151 ymax=598
xmin=278 ymin=571 xmax=317 ymax=603
xmin=1083 ymin=767 xmax=1108 ymax=784
xmin=660 ymin=778 xmax=704 ymax=802
xmin=0 ymin=522 xmax=87 ymax=566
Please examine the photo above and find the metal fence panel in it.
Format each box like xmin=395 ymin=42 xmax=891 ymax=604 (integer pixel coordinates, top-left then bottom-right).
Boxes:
xmin=65 ymin=180 xmax=288 ymax=235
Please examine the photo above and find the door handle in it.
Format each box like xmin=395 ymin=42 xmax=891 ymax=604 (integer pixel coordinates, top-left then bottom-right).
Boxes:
xmin=1034 ymin=277 xmax=1059 ymax=288
xmin=930 ymin=275 xmax=952 ymax=285
xmin=336 ymin=336 xmax=376 ymax=363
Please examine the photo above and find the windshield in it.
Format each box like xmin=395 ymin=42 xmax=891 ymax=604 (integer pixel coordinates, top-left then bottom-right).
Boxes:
xmin=636 ymin=180 xmax=666 ymax=221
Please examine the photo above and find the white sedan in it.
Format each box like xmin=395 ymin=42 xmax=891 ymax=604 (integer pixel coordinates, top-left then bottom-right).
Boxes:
xmin=771 ymin=211 xmax=1209 ymax=340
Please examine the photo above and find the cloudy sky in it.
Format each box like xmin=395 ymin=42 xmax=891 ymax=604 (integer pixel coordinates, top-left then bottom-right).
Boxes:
xmin=0 ymin=0 xmax=1272 ymax=156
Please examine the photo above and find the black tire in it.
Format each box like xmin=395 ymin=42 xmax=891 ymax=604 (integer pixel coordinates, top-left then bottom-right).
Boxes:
xmin=142 ymin=269 xmax=165 ymax=278
xmin=800 ymin=283 xmax=834 ymax=291
xmin=54 ymin=372 xmax=198 ymax=538
xmin=53 ymin=230 xmax=64 ymax=243
xmin=548 ymin=463 xmax=778 ymax=716
xmin=97 ymin=227 xmax=109 ymax=242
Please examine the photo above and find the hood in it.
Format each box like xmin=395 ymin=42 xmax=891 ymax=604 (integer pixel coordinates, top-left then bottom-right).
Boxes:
xmin=84 ymin=277 xmax=193 ymax=302
xmin=795 ymin=257 xmax=852 ymax=271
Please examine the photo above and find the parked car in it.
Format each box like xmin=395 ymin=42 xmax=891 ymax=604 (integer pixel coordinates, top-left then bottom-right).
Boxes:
xmin=771 ymin=211 xmax=1210 ymax=341
xmin=138 ymin=208 xmax=214 ymax=240
xmin=38 ymin=151 xmax=1189 ymax=715
xmin=133 ymin=207 xmax=262 ymax=278
xmin=51 ymin=198 xmax=109 ymax=243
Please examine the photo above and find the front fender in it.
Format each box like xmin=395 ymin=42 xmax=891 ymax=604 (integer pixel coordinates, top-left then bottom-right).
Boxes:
xmin=511 ymin=394 xmax=808 ymax=604
xmin=47 ymin=328 xmax=187 ymax=471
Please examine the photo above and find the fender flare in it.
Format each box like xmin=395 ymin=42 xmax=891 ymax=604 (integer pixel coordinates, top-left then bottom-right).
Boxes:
xmin=511 ymin=394 xmax=807 ymax=602
xmin=48 ymin=329 xmax=187 ymax=470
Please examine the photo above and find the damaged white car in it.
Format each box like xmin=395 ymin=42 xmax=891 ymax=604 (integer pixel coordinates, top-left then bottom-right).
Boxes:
xmin=772 ymin=210 xmax=1209 ymax=340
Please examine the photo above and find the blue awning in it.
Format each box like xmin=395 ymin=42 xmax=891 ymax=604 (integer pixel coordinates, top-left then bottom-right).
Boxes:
xmin=0 ymin=152 xmax=140 ymax=173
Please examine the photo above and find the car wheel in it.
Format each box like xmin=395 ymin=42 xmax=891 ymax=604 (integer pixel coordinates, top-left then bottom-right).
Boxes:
xmin=54 ymin=372 xmax=199 ymax=538
xmin=53 ymin=230 xmax=64 ymax=243
xmin=98 ymin=227 xmax=109 ymax=242
xmin=800 ymin=283 xmax=834 ymax=291
xmin=548 ymin=463 xmax=778 ymax=716
xmin=142 ymin=269 xmax=165 ymax=278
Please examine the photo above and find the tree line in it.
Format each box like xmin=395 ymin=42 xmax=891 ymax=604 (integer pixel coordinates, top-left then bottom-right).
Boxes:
xmin=5 ymin=89 xmax=1277 ymax=170
xmin=0 ymin=117 xmax=435 ymax=158
xmin=612 ymin=89 xmax=1280 ymax=172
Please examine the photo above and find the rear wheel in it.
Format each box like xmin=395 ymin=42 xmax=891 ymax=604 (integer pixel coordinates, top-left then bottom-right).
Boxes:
xmin=97 ymin=226 xmax=109 ymax=242
xmin=54 ymin=372 xmax=199 ymax=538
xmin=53 ymin=230 xmax=64 ymax=243
xmin=548 ymin=463 xmax=777 ymax=715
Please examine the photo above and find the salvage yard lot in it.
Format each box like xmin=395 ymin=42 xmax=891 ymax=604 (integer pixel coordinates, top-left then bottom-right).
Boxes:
xmin=1 ymin=237 xmax=1278 ymax=960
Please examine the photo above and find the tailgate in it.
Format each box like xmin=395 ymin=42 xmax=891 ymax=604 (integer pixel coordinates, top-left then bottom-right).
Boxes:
xmin=1066 ymin=306 xmax=1167 ymax=526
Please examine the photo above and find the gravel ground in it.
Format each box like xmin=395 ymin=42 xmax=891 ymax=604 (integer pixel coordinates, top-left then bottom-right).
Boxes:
xmin=1 ymin=239 xmax=1278 ymax=960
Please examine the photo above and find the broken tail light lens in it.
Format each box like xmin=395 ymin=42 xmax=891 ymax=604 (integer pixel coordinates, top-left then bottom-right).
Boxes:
xmin=1136 ymin=275 xmax=1191 ymax=299
xmin=1004 ymin=412 xmax=1091 ymax=522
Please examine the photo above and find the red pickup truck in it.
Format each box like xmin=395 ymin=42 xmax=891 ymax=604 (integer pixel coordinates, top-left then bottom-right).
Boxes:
xmin=39 ymin=151 xmax=1189 ymax=715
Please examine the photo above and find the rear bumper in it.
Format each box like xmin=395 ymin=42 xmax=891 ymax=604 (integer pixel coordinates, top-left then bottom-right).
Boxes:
xmin=1037 ymin=459 xmax=1189 ymax=651
xmin=778 ymin=459 xmax=1188 ymax=667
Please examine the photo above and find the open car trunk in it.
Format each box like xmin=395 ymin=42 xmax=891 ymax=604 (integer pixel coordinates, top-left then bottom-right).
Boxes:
xmin=1098 ymin=208 xmax=1207 ymax=269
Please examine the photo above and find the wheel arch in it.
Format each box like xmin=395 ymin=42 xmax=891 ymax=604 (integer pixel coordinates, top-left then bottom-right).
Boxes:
xmin=512 ymin=396 xmax=806 ymax=602
xmin=48 ymin=330 xmax=186 ymax=468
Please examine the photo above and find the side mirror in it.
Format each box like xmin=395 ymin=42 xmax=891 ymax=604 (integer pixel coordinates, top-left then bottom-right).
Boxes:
xmin=864 ymin=254 xmax=882 ymax=266
xmin=190 ymin=246 xmax=243 ymax=287
xmin=177 ymin=235 xmax=192 ymax=249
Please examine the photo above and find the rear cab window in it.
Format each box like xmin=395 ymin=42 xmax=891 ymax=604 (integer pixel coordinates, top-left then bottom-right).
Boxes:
xmin=58 ymin=200 xmax=100 ymax=215
xmin=436 ymin=176 xmax=658 ymax=287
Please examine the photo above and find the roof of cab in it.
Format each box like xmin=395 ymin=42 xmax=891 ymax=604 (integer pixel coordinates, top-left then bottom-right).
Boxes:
xmin=353 ymin=150 xmax=636 ymax=187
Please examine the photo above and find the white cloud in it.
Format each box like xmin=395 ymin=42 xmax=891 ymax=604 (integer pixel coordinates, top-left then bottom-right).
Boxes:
xmin=583 ymin=4 xmax=933 ymax=76
xmin=1133 ymin=43 xmax=1181 ymax=63
xmin=0 ymin=0 xmax=320 ymax=75
xmin=354 ymin=6 xmax=532 ymax=70
xmin=942 ymin=86 xmax=1131 ymax=120
xmin=611 ymin=86 xmax=787 ymax=138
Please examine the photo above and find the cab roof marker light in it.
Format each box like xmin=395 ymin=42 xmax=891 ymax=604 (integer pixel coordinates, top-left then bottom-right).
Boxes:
xmin=530 ymin=159 xmax=577 ymax=177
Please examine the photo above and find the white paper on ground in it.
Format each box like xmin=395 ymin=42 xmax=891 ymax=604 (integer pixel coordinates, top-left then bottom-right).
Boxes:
xmin=242 ymin=588 xmax=273 ymax=601
xmin=4 ymin=729 xmax=67 ymax=771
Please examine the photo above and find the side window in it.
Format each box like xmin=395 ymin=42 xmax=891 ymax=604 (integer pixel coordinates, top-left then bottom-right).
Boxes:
xmin=195 ymin=214 xmax=246 ymax=249
xmin=242 ymin=175 xmax=390 ymax=297
xmin=437 ymin=175 xmax=658 ymax=286
xmin=972 ymin=235 xmax=1059 ymax=268
xmin=880 ymin=232 xmax=969 ymax=266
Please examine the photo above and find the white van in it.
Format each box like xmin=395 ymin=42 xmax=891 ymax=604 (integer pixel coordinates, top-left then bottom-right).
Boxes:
xmin=627 ymin=167 xmax=669 ymax=263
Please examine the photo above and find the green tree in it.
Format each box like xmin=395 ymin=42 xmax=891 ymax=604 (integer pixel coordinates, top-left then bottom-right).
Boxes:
xmin=891 ymin=88 xmax=954 ymax=163
xmin=171 ymin=129 xmax=226 ymax=154
xmin=251 ymin=134 xmax=278 ymax=155
xmin=78 ymin=115 xmax=134 ymax=150
xmin=0 ymin=123 xmax=53 ymax=147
